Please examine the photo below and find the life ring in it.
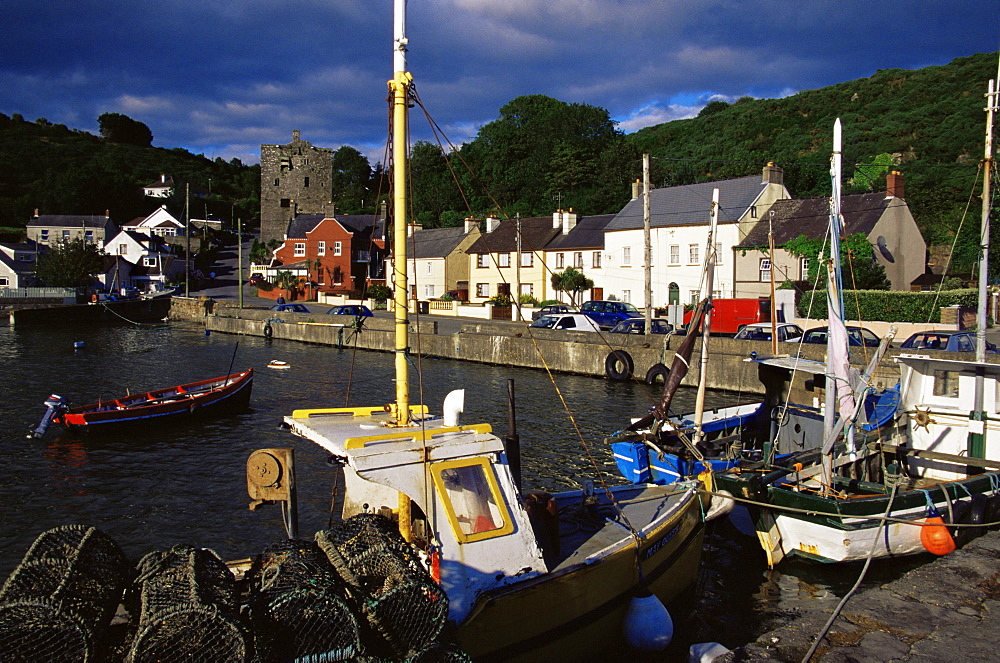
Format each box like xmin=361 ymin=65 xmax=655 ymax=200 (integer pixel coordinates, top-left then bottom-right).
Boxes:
xmin=644 ymin=363 xmax=670 ymax=386
xmin=263 ymin=321 xmax=273 ymax=338
xmin=604 ymin=351 xmax=634 ymax=381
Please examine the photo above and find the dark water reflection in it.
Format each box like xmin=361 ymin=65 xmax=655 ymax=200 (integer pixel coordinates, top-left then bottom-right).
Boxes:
xmin=0 ymin=323 xmax=924 ymax=655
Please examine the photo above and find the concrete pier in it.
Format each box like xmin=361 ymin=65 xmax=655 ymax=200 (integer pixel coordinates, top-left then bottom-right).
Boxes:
xmin=720 ymin=530 xmax=1000 ymax=662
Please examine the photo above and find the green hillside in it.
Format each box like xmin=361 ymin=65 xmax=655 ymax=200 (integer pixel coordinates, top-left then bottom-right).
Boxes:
xmin=0 ymin=113 xmax=260 ymax=233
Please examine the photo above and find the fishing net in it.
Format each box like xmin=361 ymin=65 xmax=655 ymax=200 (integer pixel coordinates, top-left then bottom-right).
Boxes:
xmin=316 ymin=514 xmax=448 ymax=659
xmin=125 ymin=544 xmax=248 ymax=663
xmin=246 ymin=539 xmax=362 ymax=662
xmin=0 ymin=525 xmax=129 ymax=662
xmin=406 ymin=643 xmax=473 ymax=663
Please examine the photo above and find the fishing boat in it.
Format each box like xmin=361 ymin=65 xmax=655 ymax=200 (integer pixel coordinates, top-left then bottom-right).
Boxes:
xmin=280 ymin=2 xmax=708 ymax=659
xmin=30 ymin=369 xmax=253 ymax=437
xmin=711 ymin=105 xmax=1000 ymax=565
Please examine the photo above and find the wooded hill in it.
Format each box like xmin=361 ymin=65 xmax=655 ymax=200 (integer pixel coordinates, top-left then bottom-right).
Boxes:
xmin=0 ymin=113 xmax=260 ymax=234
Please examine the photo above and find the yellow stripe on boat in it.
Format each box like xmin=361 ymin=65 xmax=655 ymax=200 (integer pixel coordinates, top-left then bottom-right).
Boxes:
xmin=345 ymin=423 xmax=493 ymax=449
xmin=290 ymin=404 xmax=429 ymax=419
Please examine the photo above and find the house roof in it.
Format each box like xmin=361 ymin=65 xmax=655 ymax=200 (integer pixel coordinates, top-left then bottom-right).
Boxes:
xmin=466 ymin=217 xmax=561 ymax=254
xmin=545 ymin=214 xmax=616 ymax=251
xmin=607 ymin=175 xmax=769 ymax=231
xmin=408 ymin=226 xmax=474 ymax=259
xmin=285 ymin=213 xmax=384 ymax=241
xmin=736 ymin=192 xmax=894 ymax=248
xmin=27 ymin=215 xmax=112 ymax=228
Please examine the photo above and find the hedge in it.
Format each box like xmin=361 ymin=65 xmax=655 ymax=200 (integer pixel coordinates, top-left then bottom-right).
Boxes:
xmin=796 ymin=288 xmax=979 ymax=324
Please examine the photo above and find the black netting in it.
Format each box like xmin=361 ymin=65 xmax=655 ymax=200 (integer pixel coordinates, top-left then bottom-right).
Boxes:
xmin=315 ymin=514 xmax=448 ymax=659
xmin=125 ymin=545 xmax=247 ymax=663
xmin=246 ymin=539 xmax=362 ymax=662
xmin=406 ymin=642 xmax=473 ymax=663
xmin=0 ymin=525 xmax=129 ymax=661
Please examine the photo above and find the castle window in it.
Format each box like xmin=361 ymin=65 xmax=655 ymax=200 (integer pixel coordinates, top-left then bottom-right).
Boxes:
xmin=280 ymin=199 xmax=291 ymax=208
xmin=274 ymin=179 xmax=279 ymax=186
xmin=304 ymin=177 xmax=310 ymax=188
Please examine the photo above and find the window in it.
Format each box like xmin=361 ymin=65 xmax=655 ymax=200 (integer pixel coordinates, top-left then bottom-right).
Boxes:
xmin=521 ymin=252 xmax=533 ymax=267
xmin=304 ymin=176 xmax=310 ymax=188
xmin=17 ymin=253 xmax=31 ymax=262
xmin=280 ymin=198 xmax=291 ymax=208
xmin=622 ymin=289 xmax=631 ymax=302
xmin=0 ymin=277 xmax=7 ymax=286
xmin=334 ymin=241 xmax=342 ymax=256
xmin=690 ymin=290 xmax=700 ymax=305
xmin=119 ymin=244 xmax=128 ymax=255
xmin=274 ymin=178 xmax=280 ymax=186
xmin=499 ymin=253 xmax=510 ymax=268
xmin=476 ymin=283 xmax=489 ymax=298
xmin=622 ymin=247 xmax=631 ymax=266
xmin=477 ymin=254 xmax=489 ymax=268
xmin=669 ymin=245 xmax=680 ymax=264
xmin=573 ymin=252 xmax=583 ymax=268
xmin=430 ymin=458 xmax=513 ymax=543
xmin=759 ymin=258 xmax=771 ymax=282
xmin=40 ymin=229 xmax=49 ymax=242
xmin=592 ymin=251 xmax=601 ymax=269
xmin=520 ymin=283 xmax=533 ymax=296
xmin=85 ymin=230 xmax=94 ymax=242
xmin=556 ymin=253 xmax=565 ymax=269
xmin=688 ymin=244 xmax=699 ymax=265
xmin=750 ymin=205 xmax=757 ymax=218
xmin=318 ymin=241 xmax=326 ymax=256
xmin=294 ymin=242 xmax=306 ymax=257
xmin=63 ymin=230 xmax=70 ymax=239
xmin=932 ymin=370 xmax=960 ymax=398
xmin=143 ymin=257 xmax=156 ymax=267
xmin=355 ymin=250 xmax=370 ymax=262
xmin=426 ymin=261 xmax=432 ymax=274
xmin=800 ymin=258 xmax=809 ymax=281
xmin=164 ymin=228 xmax=176 ymax=236
xmin=715 ymin=242 xmax=723 ymax=265
xmin=424 ymin=284 xmax=435 ymax=298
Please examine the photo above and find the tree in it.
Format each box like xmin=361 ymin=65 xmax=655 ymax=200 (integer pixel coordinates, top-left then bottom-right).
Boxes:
xmin=331 ymin=146 xmax=373 ymax=211
xmin=784 ymin=233 xmax=890 ymax=291
xmin=550 ymin=266 xmax=594 ymax=305
xmin=35 ymin=238 xmax=105 ymax=287
xmin=274 ymin=270 xmax=299 ymax=300
xmin=97 ymin=112 xmax=153 ymax=146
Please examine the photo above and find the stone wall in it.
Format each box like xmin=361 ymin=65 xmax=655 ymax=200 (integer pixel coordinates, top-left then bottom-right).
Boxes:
xmin=259 ymin=130 xmax=334 ymax=245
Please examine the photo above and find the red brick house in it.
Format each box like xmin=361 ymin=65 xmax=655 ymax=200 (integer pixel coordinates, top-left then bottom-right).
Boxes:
xmin=262 ymin=212 xmax=386 ymax=301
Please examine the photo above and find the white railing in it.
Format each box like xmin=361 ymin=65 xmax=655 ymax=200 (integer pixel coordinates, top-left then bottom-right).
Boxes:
xmin=0 ymin=287 xmax=77 ymax=299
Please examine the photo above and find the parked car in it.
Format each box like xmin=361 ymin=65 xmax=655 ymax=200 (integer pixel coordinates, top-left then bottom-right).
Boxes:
xmin=733 ymin=322 xmax=804 ymax=343
xmin=529 ymin=312 xmax=601 ymax=332
xmin=531 ymin=304 xmax=572 ymax=321
xmin=609 ymin=318 xmax=674 ymax=335
xmin=801 ymin=326 xmax=882 ymax=347
xmin=270 ymin=303 xmax=310 ymax=313
xmin=326 ymin=305 xmax=373 ymax=317
xmin=899 ymin=330 xmax=999 ymax=353
xmin=248 ymin=273 xmax=265 ymax=286
xmin=580 ymin=300 xmax=642 ymax=330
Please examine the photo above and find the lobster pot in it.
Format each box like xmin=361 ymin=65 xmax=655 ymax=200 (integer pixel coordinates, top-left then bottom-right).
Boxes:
xmin=0 ymin=525 xmax=129 ymax=662
xmin=126 ymin=545 xmax=247 ymax=663
xmin=316 ymin=515 xmax=448 ymax=659
xmin=246 ymin=540 xmax=362 ymax=663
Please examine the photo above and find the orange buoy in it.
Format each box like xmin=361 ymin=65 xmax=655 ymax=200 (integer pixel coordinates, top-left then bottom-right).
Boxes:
xmin=920 ymin=506 xmax=956 ymax=556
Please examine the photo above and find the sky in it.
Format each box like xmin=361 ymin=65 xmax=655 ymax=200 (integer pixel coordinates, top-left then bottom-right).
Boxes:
xmin=1 ymin=1 xmax=997 ymax=166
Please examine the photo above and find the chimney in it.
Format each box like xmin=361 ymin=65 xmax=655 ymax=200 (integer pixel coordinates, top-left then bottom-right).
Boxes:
xmin=886 ymin=171 xmax=904 ymax=199
xmin=161 ymin=174 xmax=167 ymax=183
xmin=486 ymin=217 xmax=501 ymax=233
xmin=464 ymin=217 xmax=476 ymax=234
xmin=323 ymin=202 xmax=336 ymax=218
xmin=631 ymin=179 xmax=641 ymax=199
xmin=560 ymin=209 xmax=578 ymax=234
xmin=407 ymin=223 xmax=422 ymax=237
xmin=33 ymin=208 xmax=39 ymax=217
xmin=762 ymin=162 xmax=783 ymax=185
xmin=552 ymin=210 xmax=562 ymax=229
xmin=292 ymin=129 xmax=301 ymax=142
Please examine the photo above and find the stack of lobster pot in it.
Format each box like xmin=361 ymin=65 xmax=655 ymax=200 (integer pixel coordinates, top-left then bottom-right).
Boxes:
xmin=245 ymin=539 xmax=362 ymax=662
xmin=316 ymin=514 xmax=449 ymax=659
xmin=125 ymin=545 xmax=248 ymax=663
xmin=0 ymin=525 xmax=130 ymax=661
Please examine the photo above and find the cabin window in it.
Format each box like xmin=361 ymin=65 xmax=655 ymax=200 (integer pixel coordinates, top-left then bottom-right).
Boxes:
xmin=932 ymin=370 xmax=960 ymax=399
xmin=431 ymin=458 xmax=513 ymax=543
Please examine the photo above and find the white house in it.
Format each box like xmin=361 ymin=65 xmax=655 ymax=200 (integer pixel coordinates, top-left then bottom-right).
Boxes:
xmin=401 ymin=221 xmax=482 ymax=301
xmin=123 ymin=206 xmax=186 ymax=237
xmin=602 ymin=164 xmax=790 ymax=308
xmin=0 ymin=241 xmax=43 ymax=288
xmin=102 ymin=230 xmax=184 ymax=293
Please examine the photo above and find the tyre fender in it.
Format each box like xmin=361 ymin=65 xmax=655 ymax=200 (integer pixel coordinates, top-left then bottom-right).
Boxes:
xmin=263 ymin=321 xmax=273 ymax=338
xmin=644 ymin=363 xmax=670 ymax=386
xmin=604 ymin=351 xmax=634 ymax=381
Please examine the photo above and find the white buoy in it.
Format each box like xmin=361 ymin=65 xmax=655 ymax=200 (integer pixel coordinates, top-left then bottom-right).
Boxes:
xmin=622 ymin=589 xmax=673 ymax=651
xmin=689 ymin=642 xmax=731 ymax=663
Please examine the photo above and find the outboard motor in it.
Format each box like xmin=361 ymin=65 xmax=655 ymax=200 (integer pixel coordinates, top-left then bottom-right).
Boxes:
xmin=29 ymin=394 xmax=67 ymax=439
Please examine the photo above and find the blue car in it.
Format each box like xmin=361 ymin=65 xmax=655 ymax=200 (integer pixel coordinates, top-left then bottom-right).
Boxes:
xmin=326 ymin=305 xmax=373 ymax=317
xmin=580 ymin=300 xmax=642 ymax=330
xmin=899 ymin=330 xmax=998 ymax=353
xmin=270 ymin=303 xmax=310 ymax=313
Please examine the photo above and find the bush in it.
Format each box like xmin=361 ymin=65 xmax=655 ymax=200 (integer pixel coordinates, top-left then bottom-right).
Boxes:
xmin=796 ymin=288 xmax=979 ymax=323
xmin=487 ymin=294 xmax=512 ymax=307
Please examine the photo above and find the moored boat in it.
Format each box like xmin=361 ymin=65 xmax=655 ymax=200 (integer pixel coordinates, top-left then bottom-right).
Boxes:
xmin=31 ymin=368 xmax=253 ymax=437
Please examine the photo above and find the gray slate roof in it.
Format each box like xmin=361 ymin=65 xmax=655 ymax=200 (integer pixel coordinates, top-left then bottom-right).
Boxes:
xmin=408 ymin=226 xmax=474 ymax=259
xmin=27 ymin=215 xmax=112 ymax=228
xmin=737 ymin=192 xmax=893 ymax=248
xmin=545 ymin=215 xmax=616 ymax=251
xmin=466 ymin=217 xmax=561 ymax=254
xmin=607 ymin=175 xmax=768 ymax=231
xmin=286 ymin=214 xmax=383 ymax=239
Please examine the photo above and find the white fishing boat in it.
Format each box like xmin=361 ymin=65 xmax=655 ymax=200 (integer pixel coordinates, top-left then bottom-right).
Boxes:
xmin=280 ymin=2 xmax=708 ymax=659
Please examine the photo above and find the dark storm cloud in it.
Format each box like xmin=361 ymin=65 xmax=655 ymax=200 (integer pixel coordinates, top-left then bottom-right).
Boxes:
xmin=1 ymin=0 xmax=995 ymax=164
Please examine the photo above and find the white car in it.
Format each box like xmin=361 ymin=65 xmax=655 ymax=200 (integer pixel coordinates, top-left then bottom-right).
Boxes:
xmin=733 ymin=322 xmax=804 ymax=343
xmin=529 ymin=312 xmax=601 ymax=332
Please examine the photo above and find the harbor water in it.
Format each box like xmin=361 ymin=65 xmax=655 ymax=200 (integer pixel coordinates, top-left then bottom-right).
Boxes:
xmin=0 ymin=322 xmax=926 ymax=657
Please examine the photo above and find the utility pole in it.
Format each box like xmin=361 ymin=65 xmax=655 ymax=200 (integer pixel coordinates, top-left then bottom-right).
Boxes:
xmin=643 ymin=153 xmax=652 ymax=336
xmin=514 ymin=213 xmax=521 ymax=321
xmin=238 ymin=217 xmax=244 ymax=312
xmin=185 ymin=183 xmax=190 ymax=298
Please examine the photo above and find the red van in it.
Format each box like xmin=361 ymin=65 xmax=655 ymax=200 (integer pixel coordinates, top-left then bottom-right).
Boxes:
xmin=683 ymin=298 xmax=771 ymax=335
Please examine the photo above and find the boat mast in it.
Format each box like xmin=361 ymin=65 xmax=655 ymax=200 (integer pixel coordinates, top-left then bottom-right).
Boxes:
xmin=692 ymin=188 xmax=719 ymax=446
xmin=390 ymin=0 xmax=412 ymax=426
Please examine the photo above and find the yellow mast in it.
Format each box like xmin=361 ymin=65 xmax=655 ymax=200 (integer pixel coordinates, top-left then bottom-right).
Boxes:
xmin=390 ymin=0 xmax=412 ymax=426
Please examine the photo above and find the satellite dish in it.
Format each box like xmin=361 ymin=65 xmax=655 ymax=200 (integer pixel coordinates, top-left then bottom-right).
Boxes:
xmin=876 ymin=236 xmax=894 ymax=262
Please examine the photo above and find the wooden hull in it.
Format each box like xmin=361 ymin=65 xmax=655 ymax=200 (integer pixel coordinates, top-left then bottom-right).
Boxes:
xmin=55 ymin=369 xmax=253 ymax=434
xmin=455 ymin=484 xmax=705 ymax=662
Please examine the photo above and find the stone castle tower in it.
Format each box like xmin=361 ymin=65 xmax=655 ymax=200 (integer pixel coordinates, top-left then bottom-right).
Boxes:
xmin=259 ymin=130 xmax=333 ymax=244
